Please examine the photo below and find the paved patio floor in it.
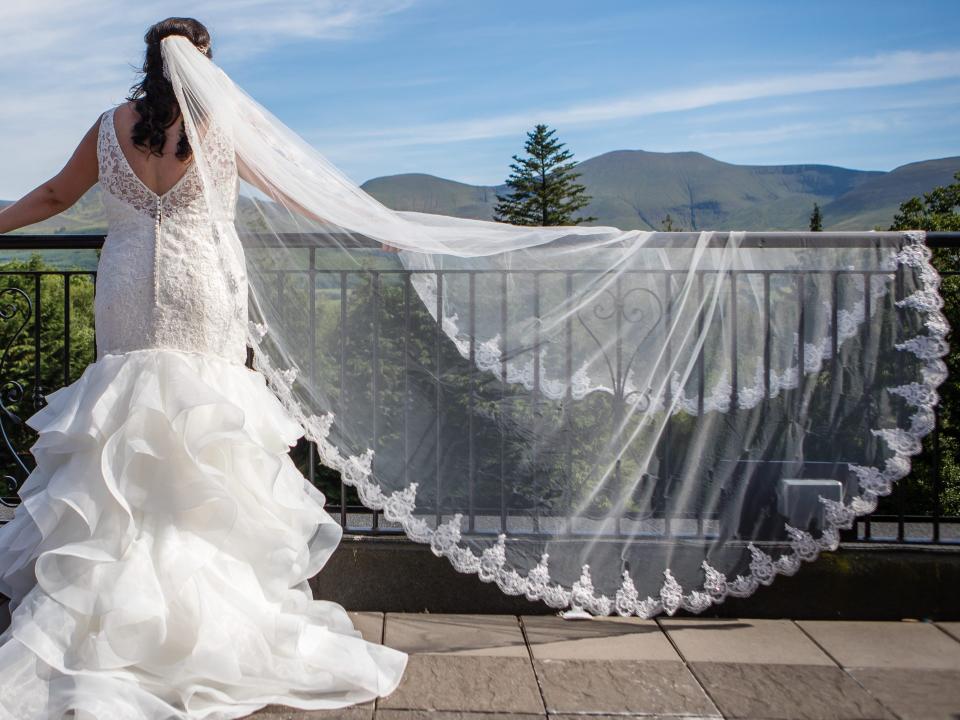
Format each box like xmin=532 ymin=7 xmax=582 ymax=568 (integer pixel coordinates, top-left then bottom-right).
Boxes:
xmin=246 ymin=614 xmax=960 ymax=720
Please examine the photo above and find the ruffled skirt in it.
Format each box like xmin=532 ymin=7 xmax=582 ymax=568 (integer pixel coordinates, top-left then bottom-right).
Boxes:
xmin=0 ymin=348 xmax=407 ymax=720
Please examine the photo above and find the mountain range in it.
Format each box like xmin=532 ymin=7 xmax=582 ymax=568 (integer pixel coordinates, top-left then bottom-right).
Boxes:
xmin=3 ymin=151 xmax=958 ymax=235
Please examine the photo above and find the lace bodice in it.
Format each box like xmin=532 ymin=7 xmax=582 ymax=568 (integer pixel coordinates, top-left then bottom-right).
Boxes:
xmin=94 ymin=106 xmax=248 ymax=365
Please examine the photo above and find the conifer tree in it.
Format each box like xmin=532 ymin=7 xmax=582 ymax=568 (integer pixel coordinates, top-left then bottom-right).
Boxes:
xmin=494 ymin=124 xmax=596 ymax=226
xmin=661 ymin=214 xmax=680 ymax=231
xmin=809 ymin=202 xmax=823 ymax=231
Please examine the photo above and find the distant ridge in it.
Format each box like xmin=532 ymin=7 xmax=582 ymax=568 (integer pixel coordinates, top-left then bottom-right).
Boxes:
xmin=3 ymin=151 xmax=958 ymax=234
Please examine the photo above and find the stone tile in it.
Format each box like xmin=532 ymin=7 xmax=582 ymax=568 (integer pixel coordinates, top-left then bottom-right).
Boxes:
xmin=534 ymin=658 xmax=717 ymax=716
xmin=383 ymin=613 xmax=528 ymax=656
xmin=378 ymin=655 xmax=544 ymax=714
xmin=521 ymin=615 xmax=680 ymax=661
xmin=247 ymin=703 xmax=372 ymax=719
xmin=660 ymin=618 xmax=833 ymax=666
xmin=848 ymin=667 xmax=960 ymax=720
xmin=376 ymin=712 xmax=544 ymax=720
xmin=798 ymin=620 xmax=960 ymax=669
xmin=937 ymin=621 xmax=960 ymax=643
xmin=691 ymin=662 xmax=894 ymax=720
xmin=549 ymin=717 xmax=718 ymax=720
xmin=349 ymin=611 xmax=384 ymax=644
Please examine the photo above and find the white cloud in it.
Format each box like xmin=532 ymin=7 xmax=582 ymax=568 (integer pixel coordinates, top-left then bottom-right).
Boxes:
xmin=0 ymin=0 xmax=416 ymax=197
xmin=313 ymin=49 xmax=960 ymax=149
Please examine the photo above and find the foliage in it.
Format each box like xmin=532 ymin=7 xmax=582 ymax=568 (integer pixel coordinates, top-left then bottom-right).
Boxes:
xmin=889 ymin=172 xmax=960 ymax=232
xmin=661 ymin=214 xmax=680 ymax=231
xmin=809 ymin=203 xmax=823 ymax=232
xmin=493 ymin=124 xmax=596 ymax=226
xmin=884 ymin=171 xmax=960 ymax=518
xmin=0 ymin=253 xmax=96 ymax=494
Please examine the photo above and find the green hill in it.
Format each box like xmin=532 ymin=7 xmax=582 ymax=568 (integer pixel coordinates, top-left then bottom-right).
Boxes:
xmin=824 ymin=157 xmax=960 ymax=230
xmin=2 ymin=152 xmax=958 ymax=236
xmin=358 ymin=152 xmax=958 ymax=231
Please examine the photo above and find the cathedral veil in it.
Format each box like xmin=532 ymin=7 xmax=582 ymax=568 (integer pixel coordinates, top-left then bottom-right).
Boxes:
xmin=160 ymin=35 xmax=949 ymax=617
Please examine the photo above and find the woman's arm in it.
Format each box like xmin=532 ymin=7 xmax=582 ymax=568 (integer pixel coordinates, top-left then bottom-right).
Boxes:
xmin=0 ymin=116 xmax=101 ymax=235
xmin=236 ymin=154 xmax=399 ymax=252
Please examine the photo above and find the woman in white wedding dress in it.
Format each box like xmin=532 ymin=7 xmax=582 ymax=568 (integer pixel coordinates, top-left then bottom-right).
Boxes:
xmin=0 ymin=17 xmax=407 ymax=720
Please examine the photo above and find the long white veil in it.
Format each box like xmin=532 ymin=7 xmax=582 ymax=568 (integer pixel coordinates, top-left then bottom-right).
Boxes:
xmin=160 ymin=35 xmax=949 ymax=617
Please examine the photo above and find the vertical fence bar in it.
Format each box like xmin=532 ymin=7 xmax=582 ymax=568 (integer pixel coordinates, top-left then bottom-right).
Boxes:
xmin=763 ymin=272 xmax=771 ymax=402
xmin=339 ymin=270 xmax=348 ymax=528
xmin=730 ymin=272 xmax=739 ymax=411
xmin=696 ymin=270 xmax=705 ymax=536
xmin=435 ymin=272 xmax=443 ymax=527
xmin=661 ymin=271 xmax=671 ymax=538
xmin=308 ymin=248 xmax=316 ymax=486
xmin=797 ymin=273 xmax=805 ymax=393
xmin=532 ymin=272 xmax=541 ymax=534
xmin=90 ymin=271 xmax=98 ymax=360
xmin=468 ymin=272 xmax=476 ymax=533
xmin=33 ymin=274 xmax=41 ymax=408
xmin=371 ymin=271 xmax=380 ymax=532
xmin=564 ymin=272 xmax=574 ymax=536
xmin=500 ymin=271 xmax=508 ymax=534
xmin=63 ymin=274 xmax=71 ymax=386
xmin=895 ymin=262 xmax=906 ymax=542
xmin=403 ymin=274 xmax=411 ymax=492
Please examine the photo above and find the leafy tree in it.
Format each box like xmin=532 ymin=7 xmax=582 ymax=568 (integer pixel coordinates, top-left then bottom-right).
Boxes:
xmin=885 ymin=172 xmax=960 ymax=517
xmin=889 ymin=171 xmax=960 ymax=232
xmin=0 ymin=253 xmax=96 ymax=493
xmin=494 ymin=124 xmax=596 ymax=226
xmin=809 ymin=203 xmax=823 ymax=231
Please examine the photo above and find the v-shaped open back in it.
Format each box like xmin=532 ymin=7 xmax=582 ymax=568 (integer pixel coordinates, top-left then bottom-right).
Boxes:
xmin=108 ymin=106 xmax=197 ymax=200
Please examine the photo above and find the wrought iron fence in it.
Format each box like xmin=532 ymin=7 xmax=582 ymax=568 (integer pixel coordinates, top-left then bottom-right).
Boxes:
xmin=0 ymin=232 xmax=956 ymax=545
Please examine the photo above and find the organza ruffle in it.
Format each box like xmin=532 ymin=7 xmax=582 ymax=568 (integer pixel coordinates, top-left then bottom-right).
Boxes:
xmin=0 ymin=348 xmax=406 ymax=720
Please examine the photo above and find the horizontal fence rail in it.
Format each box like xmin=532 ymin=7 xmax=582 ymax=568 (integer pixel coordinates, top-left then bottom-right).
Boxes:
xmin=0 ymin=231 xmax=956 ymax=546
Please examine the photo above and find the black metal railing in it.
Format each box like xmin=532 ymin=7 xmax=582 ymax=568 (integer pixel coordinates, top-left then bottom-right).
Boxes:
xmin=0 ymin=232 xmax=956 ymax=546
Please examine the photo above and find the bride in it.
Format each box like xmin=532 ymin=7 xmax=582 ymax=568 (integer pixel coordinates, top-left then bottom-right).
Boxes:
xmin=0 ymin=17 xmax=407 ymax=720
xmin=0 ymin=11 xmax=949 ymax=720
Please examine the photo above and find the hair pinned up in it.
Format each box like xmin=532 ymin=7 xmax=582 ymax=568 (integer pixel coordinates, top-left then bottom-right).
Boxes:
xmin=127 ymin=17 xmax=213 ymax=160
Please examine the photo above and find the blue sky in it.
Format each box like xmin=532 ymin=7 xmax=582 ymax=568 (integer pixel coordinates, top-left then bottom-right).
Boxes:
xmin=1 ymin=0 xmax=958 ymax=198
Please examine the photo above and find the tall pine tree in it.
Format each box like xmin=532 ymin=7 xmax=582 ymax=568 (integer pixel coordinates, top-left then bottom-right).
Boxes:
xmin=809 ymin=202 xmax=823 ymax=231
xmin=493 ymin=124 xmax=596 ymax=226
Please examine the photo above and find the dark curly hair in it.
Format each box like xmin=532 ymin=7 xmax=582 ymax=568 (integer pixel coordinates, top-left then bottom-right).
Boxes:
xmin=126 ymin=17 xmax=212 ymax=161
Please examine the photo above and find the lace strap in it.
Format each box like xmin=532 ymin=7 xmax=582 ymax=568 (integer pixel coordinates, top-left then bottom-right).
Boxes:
xmin=95 ymin=107 xmax=115 ymax=180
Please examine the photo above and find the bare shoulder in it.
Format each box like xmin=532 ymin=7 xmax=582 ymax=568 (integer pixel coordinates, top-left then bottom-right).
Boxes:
xmin=112 ymin=100 xmax=137 ymax=127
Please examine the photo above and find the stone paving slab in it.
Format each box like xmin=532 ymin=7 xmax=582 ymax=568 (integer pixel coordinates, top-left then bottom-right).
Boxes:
xmin=522 ymin=615 xmax=680 ymax=661
xmin=384 ymin=612 xmax=528 ymax=656
xmin=376 ymin=712 xmax=545 ymax=720
xmin=249 ymin=706 xmax=372 ymax=720
xmin=548 ymin=717 xmax=719 ymax=720
xmin=689 ymin=662 xmax=895 ymax=720
xmin=937 ymin=621 xmax=960 ymax=643
xmin=660 ymin=618 xmax=834 ymax=666
xmin=378 ymin=655 xmax=544 ymax=713
xmin=349 ymin=611 xmax=385 ymax=643
xmin=797 ymin=620 xmax=960 ymax=669
xmin=534 ymin=658 xmax=718 ymax=716
xmin=847 ymin=667 xmax=960 ymax=720
xmin=238 ymin=614 xmax=960 ymax=720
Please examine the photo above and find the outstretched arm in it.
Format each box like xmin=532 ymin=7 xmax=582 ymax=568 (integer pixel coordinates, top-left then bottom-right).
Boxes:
xmin=0 ymin=116 xmax=101 ymax=235
xmin=236 ymin=153 xmax=399 ymax=253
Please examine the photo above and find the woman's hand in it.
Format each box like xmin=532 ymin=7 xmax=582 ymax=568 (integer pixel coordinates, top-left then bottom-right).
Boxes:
xmin=0 ymin=116 xmax=101 ymax=235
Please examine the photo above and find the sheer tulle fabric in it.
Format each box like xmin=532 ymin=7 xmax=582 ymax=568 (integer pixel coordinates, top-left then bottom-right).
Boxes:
xmin=160 ymin=36 xmax=949 ymax=616
xmin=0 ymin=349 xmax=405 ymax=719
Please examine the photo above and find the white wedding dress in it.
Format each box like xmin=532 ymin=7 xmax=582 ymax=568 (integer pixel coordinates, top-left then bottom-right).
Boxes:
xmin=0 ymin=106 xmax=407 ymax=720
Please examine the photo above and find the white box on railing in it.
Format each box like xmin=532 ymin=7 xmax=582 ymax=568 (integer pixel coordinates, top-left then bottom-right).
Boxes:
xmin=778 ymin=478 xmax=843 ymax=530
